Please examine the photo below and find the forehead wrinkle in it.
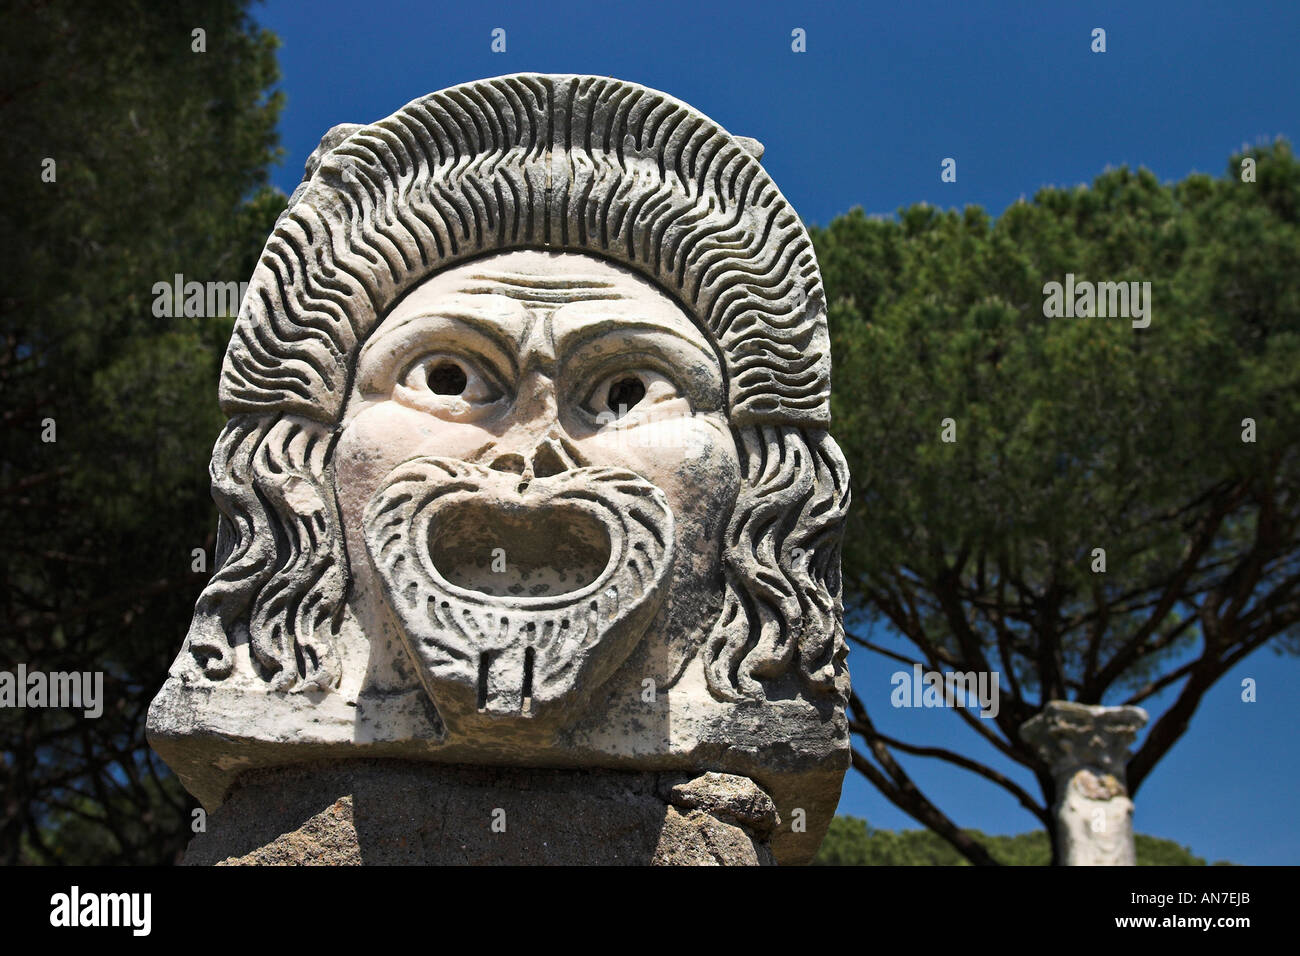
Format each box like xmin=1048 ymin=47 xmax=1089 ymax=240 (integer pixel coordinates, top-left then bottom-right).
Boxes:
xmin=459 ymin=273 xmax=630 ymax=308
xmin=465 ymin=270 xmax=622 ymax=289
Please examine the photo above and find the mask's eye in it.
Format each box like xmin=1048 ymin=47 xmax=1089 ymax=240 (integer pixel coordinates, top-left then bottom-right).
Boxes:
xmin=426 ymin=360 xmax=468 ymax=395
xmin=396 ymin=354 xmax=502 ymax=417
xmin=606 ymin=375 xmax=647 ymax=417
xmin=584 ymin=369 xmax=685 ymax=423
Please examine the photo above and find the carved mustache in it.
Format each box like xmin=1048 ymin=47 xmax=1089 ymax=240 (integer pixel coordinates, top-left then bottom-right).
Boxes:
xmin=363 ymin=458 xmax=674 ymax=722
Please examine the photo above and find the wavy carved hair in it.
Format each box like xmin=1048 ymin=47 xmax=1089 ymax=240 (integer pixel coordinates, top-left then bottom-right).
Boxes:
xmin=177 ymin=74 xmax=849 ymax=703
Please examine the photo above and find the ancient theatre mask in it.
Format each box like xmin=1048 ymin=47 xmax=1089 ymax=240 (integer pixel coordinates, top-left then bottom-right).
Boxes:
xmin=333 ymin=250 xmax=741 ymax=733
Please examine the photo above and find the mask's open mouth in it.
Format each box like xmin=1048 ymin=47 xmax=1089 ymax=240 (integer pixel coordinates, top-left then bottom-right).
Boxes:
xmin=363 ymin=457 xmax=674 ymax=722
xmin=427 ymin=499 xmax=612 ymax=598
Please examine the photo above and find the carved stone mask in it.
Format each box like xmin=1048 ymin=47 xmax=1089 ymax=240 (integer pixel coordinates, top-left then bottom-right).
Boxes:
xmin=148 ymin=74 xmax=852 ymax=863
xmin=335 ymin=250 xmax=740 ymax=734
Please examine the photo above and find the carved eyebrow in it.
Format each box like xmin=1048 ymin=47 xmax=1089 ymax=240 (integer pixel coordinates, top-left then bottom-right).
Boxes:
xmin=358 ymin=307 xmax=521 ymax=382
xmin=553 ymin=316 xmax=718 ymax=366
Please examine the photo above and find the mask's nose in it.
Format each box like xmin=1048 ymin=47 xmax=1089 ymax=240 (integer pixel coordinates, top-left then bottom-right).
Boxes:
xmin=487 ymin=435 xmax=581 ymax=479
xmin=485 ymin=371 xmax=584 ymax=481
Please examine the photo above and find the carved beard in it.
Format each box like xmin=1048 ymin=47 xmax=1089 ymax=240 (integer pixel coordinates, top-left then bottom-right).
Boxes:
xmin=363 ymin=458 xmax=674 ymax=733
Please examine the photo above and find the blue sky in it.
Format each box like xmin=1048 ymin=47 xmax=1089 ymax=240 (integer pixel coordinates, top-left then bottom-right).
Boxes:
xmin=251 ymin=0 xmax=1299 ymax=863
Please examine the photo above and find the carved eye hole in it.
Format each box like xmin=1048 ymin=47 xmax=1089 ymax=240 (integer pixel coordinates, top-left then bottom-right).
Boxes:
xmin=428 ymin=360 xmax=468 ymax=396
xmin=398 ymin=354 xmax=500 ymax=410
xmin=585 ymin=369 xmax=685 ymax=424
xmin=606 ymin=375 xmax=646 ymax=416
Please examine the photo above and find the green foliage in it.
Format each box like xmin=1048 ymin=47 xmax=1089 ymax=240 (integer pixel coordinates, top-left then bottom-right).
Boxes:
xmin=816 ymin=147 xmax=1299 ymax=692
xmin=812 ymin=143 xmax=1300 ymax=860
xmin=812 ymin=142 xmax=1300 ymax=863
xmin=813 ymin=816 xmax=1211 ymax=866
xmin=0 ymin=1 xmax=284 ymax=864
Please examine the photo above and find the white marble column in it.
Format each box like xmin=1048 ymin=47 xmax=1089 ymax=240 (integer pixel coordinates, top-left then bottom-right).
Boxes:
xmin=1020 ymin=701 xmax=1148 ymax=865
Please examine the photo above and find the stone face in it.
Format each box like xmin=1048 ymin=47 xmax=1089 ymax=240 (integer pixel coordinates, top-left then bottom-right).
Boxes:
xmin=1020 ymin=701 xmax=1149 ymax=866
xmin=147 ymin=74 xmax=851 ymax=865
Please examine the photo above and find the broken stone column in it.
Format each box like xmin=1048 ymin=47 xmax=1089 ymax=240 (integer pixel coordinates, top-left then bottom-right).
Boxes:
xmin=1020 ymin=701 xmax=1149 ymax=866
xmin=146 ymin=74 xmax=852 ymax=865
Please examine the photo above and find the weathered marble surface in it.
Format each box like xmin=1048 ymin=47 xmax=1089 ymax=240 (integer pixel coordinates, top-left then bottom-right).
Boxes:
xmin=148 ymin=74 xmax=851 ymax=865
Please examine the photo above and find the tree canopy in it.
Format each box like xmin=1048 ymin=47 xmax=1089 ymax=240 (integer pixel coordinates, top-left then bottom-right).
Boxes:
xmin=812 ymin=142 xmax=1300 ymax=864
xmin=0 ymin=0 xmax=285 ymax=863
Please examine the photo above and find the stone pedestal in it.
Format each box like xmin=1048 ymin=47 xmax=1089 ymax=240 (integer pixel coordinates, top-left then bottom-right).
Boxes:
xmin=184 ymin=762 xmax=777 ymax=866
xmin=1020 ymin=701 xmax=1148 ymax=866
